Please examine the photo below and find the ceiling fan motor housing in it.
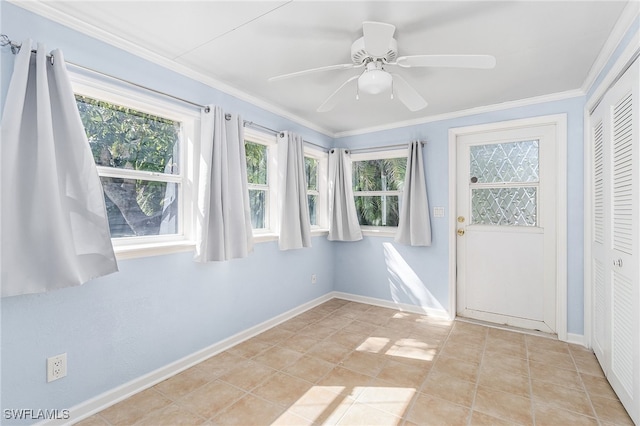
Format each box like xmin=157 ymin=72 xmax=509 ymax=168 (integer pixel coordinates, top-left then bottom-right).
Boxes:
xmin=351 ymin=36 xmax=398 ymax=64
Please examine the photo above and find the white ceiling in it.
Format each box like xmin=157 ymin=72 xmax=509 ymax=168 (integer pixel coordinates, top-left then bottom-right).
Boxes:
xmin=18 ymin=1 xmax=630 ymax=136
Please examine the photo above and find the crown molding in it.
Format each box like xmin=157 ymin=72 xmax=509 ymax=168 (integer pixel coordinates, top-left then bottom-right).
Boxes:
xmin=581 ymin=1 xmax=640 ymax=95
xmin=333 ymin=89 xmax=584 ymax=139
xmin=7 ymin=0 xmax=334 ymax=138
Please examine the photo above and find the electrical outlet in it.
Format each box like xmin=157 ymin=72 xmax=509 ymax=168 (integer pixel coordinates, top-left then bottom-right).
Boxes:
xmin=311 ymin=274 xmax=317 ymax=284
xmin=47 ymin=353 xmax=67 ymax=382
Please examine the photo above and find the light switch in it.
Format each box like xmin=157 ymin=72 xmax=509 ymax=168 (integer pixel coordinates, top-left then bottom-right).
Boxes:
xmin=433 ymin=207 xmax=445 ymax=218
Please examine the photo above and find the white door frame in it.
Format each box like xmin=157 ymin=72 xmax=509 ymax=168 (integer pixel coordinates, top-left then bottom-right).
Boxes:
xmin=448 ymin=114 xmax=568 ymax=341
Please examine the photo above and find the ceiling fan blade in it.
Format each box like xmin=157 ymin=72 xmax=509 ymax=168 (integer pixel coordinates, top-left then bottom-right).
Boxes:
xmin=317 ymin=75 xmax=359 ymax=112
xmin=396 ymin=54 xmax=496 ymax=69
xmin=269 ymin=63 xmax=355 ymax=82
xmin=362 ymin=21 xmax=396 ymax=57
xmin=390 ymin=73 xmax=428 ymax=112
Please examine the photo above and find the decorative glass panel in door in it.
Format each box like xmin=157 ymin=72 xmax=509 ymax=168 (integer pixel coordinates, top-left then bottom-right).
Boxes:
xmin=469 ymin=140 xmax=539 ymax=226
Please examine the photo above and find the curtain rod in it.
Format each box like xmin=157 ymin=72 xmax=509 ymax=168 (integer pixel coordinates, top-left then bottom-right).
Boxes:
xmin=1 ymin=34 xmax=211 ymax=113
xmin=347 ymin=141 xmax=426 ymax=154
xmin=225 ymin=114 xmax=329 ymax=152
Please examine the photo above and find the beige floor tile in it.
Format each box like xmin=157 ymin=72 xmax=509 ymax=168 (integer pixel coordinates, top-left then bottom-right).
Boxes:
xmin=421 ymin=370 xmax=476 ymax=407
xmin=253 ymin=346 xmax=304 ymax=370
xmin=317 ymin=366 xmax=374 ymax=399
xmin=356 ymin=379 xmax=417 ymax=418
xmin=315 ymin=316 xmax=352 ymax=330
xmin=485 ymin=336 xmax=528 ymax=359
xmin=573 ymin=354 xmax=605 ymax=377
xmin=580 ymin=372 xmax=618 ymax=400
xmin=271 ymin=410 xmax=315 ymax=426
xmin=135 ymin=403 xmax=206 ymax=426
xmin=406 ymin=393 xmax=471 ymax=425
xmin=154 ymin=367 xmax=210 ymax=400
xmin=278 ymin=317 xmax=314 ymax=333
xmin=337 ymin=402 xmax=403 ymax=425
xmin=213 ymin=394 xmax=284 ymax=426
xmin=278 ymin=334 xmax=321 ymax=353
xmin=525 ymin=335 xmax=570 ymax=354
xmin=72 ymin=415 xmax=109 ymax=426
xmin=446 ymin=331 xmax=486 ymax=349
xmin=176 ymin=380 xmax=245 ymax=420
xmin=529 ymin=360 xmax=583 ymax=390
xmin=226 ymin=338 xmax=273 ymax=359
xmin=342 ymin=319 xmax=379 ymax=335
xmin=341 ymin=350 xmax=388 ymax=377
xmin=385 ymin=338 xmax=438 ymax=367
xmin=254 ymin=327 xmax=295 ymax=344
xmin=533 ymin=402 xmax=599 ymax=426
xmin=480 ymin=352 xmax=529 ymax=377
xmin=589 ymin=395 xmax=634 ymax=425
xmin=530 ymin=380 xmax=594 ymax=417
xmin=469 ymin=410 xmax=519 ymax=425
xmin=218 ymin=359 xmax=276 ymax=391
xmin=252 ymin=372 xmax=313 ymax=407
xmin=487 ymin=327 xmax=526 ymax=343
xmin=307 ymin=340 xmax=352 ymax=364
xmin=99 ymin=387 xmax=172 ymax=425
xmin=432 ymin=355 xmax=480 ymax=383
xmin=284 ymin=354 xmax=335 ymax=383
xmin=297 ymin=324 xmax=337 ymax=340
xmin=198 ymin=351 xmax=246 ymax=380
xmin=357 ymin=311 xmax=394 ymax=326
xmin=324 ymin=329 xmax=366 ymax=349
xmin=439 ymin=339 xmax=484 ymax=364
xmin=474 ymin=386 xmax=533 ymax=425
xmin=376 ymin=359 xmax=430 ymax=388
xmin=528 ymin=348 xmax=575 ymax=371
xmin=285 ymin=384 xmax=355 ymax=423
xmin=477 ymin=367 xmax=530 ymax=398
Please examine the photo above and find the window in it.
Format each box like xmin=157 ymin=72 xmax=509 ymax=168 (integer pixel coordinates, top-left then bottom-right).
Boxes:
xmin=305 ymin=157 xmax=319 ymax=226
xmin=304 ymin=146 xmax=329 ymax=230
xmin=71 ymin=73 xmax=198 ymax=254
xmin=244 ymin=128 xmax=277 ymax=233
xmin=351 ymin=149 xmax=407 ymax=228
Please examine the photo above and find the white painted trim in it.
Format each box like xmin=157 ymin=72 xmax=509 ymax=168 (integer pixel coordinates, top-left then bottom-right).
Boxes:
xmin=581 ymin=1 xmax=640 ymax=95
xmin=566 ymin=332 xmax=587 ymax=348
xmin=332 ymin=291 xmax=451 ymax=319
xmin=7 ymin=0 xmax=334 ymax=139
xmin=335 ymin=90 xmax=583 ymax=138
xmin=583 ymin=25 xmax=640 ymax=352
xmin=43 ymin=292 xmax=335 ymax=426
xmin=448 ymin=114 xmax=568 ymax=340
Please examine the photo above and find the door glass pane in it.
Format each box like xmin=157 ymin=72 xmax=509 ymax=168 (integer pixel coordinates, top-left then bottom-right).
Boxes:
xmin=470 ymin=140 xmax=539 ymax=183
xmin=472 ymin=187 xmax=537 ymax=226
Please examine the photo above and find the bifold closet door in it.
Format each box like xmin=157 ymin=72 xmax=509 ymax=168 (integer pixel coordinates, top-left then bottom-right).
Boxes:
xmin=590 ymin=58 xmax=639 ymax=424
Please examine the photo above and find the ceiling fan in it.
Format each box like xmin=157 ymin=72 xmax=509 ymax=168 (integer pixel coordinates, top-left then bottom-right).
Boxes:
xmin=269 ymin=21 xmax=496 ymax=112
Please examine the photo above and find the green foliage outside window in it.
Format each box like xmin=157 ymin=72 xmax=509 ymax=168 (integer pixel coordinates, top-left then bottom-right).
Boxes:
xmin=245 ymin=141 xmax=268 ymax=229
xmin=76 ymin=95 xmax=180 ymax=237
xmin=353 ymin=157 xmax=406 ymax=227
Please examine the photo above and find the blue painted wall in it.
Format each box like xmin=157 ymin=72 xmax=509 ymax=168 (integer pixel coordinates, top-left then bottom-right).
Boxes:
xmin=333 ymin=97 xmax=586 ymax=333
xmin=0 ymin=2 xmax=334 ymax=419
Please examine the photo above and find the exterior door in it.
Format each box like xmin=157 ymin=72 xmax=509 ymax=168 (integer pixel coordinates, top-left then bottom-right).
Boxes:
xmin=456 ymin=123 xmax=557 ymax=333
xmin=589 ymin=58 xmax=638 ymax=424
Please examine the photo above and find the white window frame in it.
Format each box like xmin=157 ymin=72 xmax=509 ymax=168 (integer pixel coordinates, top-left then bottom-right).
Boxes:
xmin=350 ymin=148 xmax=408 ymax=237
xmin=69 ymin=71 xmax=200 ymax=259
xmin=244 ymin=128 xmax=278 ymax=240
xmin=304 ymin=146 xmax=329 ymax=232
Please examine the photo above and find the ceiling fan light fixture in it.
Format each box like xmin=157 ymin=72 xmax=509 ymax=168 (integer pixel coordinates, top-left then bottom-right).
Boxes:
xmin=358 ymin=62 xmax=392 ymax=95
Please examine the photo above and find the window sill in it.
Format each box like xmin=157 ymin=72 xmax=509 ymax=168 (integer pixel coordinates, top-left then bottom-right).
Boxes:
xmin=114 ymin=240 xmax=195 ymax=260
xmin=361 ymin=228 xmax=398 ymax=238
xmin=252 ymin=229 xmax=329 ymax=244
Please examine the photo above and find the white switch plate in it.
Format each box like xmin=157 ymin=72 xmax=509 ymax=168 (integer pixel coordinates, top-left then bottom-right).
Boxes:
xmin=433 ymin=207 xmax=445 ymax=218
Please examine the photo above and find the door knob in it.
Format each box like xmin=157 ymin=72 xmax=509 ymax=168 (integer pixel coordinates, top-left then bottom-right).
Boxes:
xmin=457 ymin=229 xmax=465 ymax=236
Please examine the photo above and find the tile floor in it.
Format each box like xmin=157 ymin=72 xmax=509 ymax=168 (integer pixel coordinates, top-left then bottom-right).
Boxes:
xmin=76 ymin=299 xmax=633 ymax=425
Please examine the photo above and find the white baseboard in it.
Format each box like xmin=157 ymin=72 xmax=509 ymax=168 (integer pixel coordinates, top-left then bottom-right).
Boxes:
xmin=49 ymin=292 xmax=334 ymax=426
xmin=332 ymin=291 xmax=451 ymax=319
xmin=565 ymin=332 xmax=587 ymax=348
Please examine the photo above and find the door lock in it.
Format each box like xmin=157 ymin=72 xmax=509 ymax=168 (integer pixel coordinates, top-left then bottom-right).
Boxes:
xmin=457 ymin=229 xmax=465 ymax=236
xmin=457 ymin=216 xmax=465 ymax=223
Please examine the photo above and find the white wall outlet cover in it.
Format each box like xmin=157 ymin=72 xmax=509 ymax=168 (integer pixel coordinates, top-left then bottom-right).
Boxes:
xmin=47 ymin=353 xmax=67 ymax=382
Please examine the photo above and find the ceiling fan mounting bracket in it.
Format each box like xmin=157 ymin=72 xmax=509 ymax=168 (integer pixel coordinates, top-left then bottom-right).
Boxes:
xmin=350 ymin=36 xmax=397 ymax=64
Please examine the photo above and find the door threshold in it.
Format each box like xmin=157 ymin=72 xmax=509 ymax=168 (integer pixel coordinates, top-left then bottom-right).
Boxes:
xmin=455 ymin=316 xmax=559 ymax=340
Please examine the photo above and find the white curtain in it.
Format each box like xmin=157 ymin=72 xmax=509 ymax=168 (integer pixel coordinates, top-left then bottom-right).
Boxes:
xmin=195 ymin=106 xmax=253 ymax=261
xmin=1 ymin=40 xmax=118 ymax=297
xmin=395 ymin=141 xmax=431 ymax=246
xmin=277 ymin=131 xmax=311 ymax=250
xmin=327 ymin=148 xmax=362 ymax=241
